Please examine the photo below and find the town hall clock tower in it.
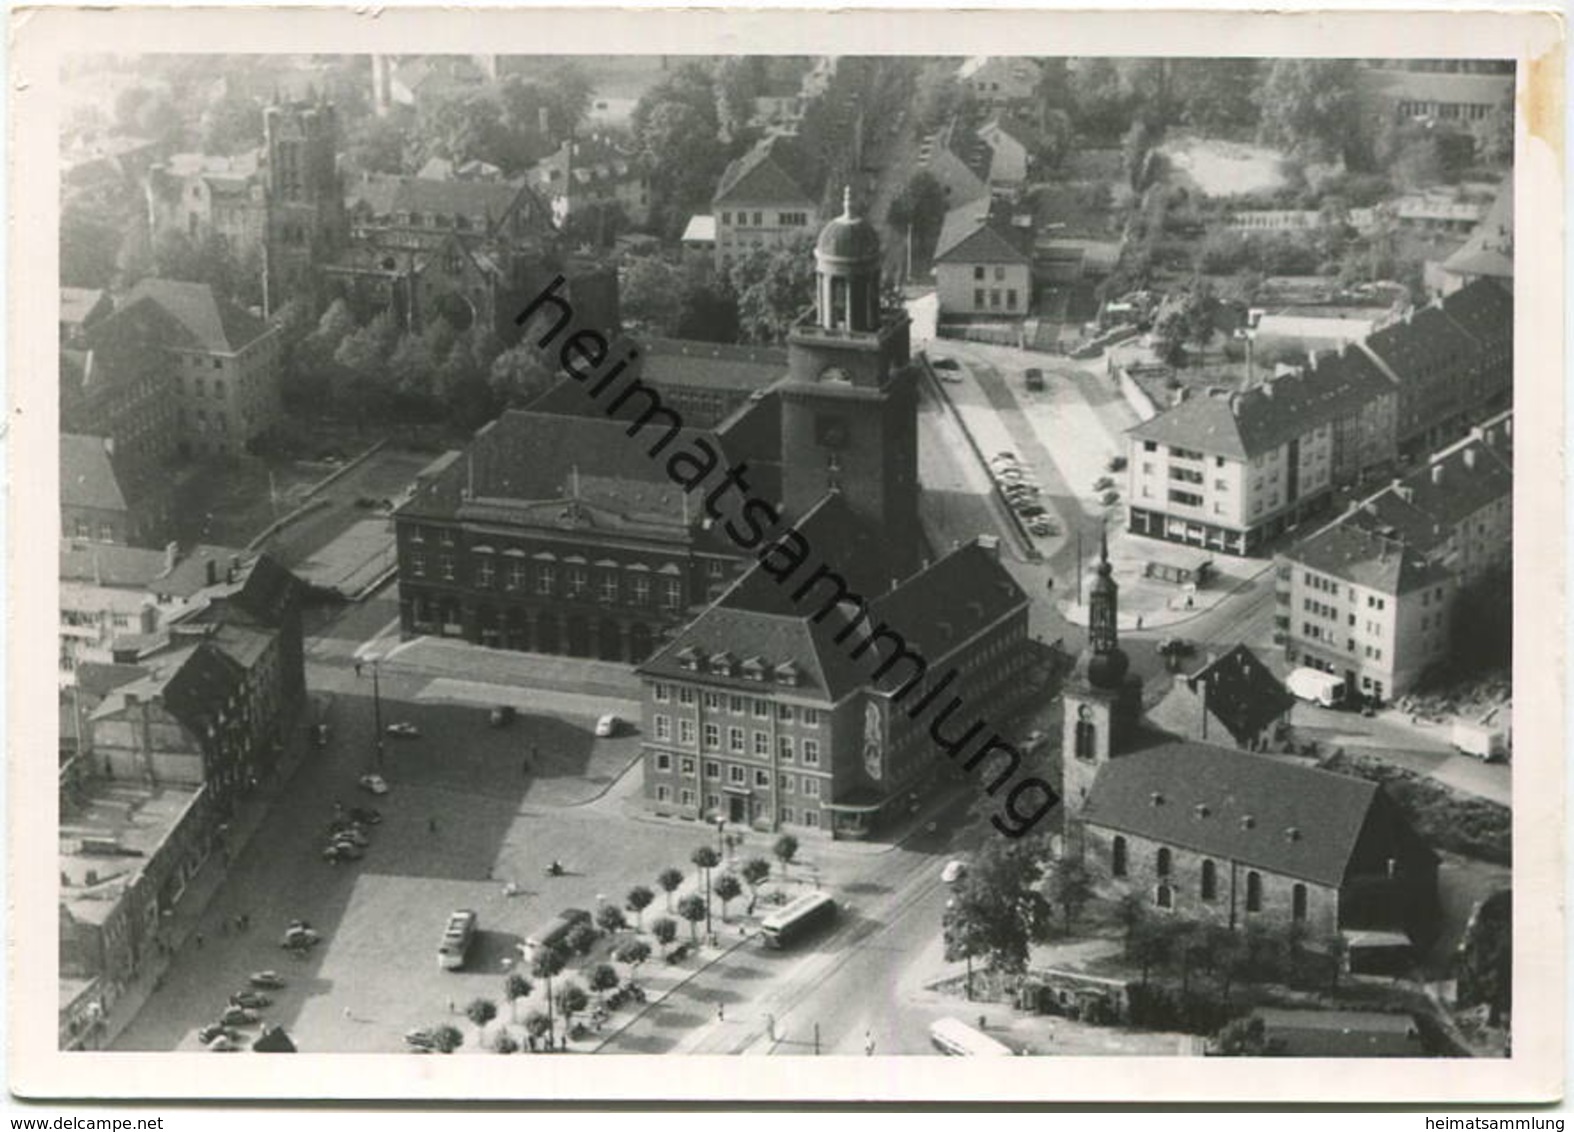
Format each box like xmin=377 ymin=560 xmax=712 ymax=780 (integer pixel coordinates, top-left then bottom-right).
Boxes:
xmin=780 ymin=190 xmax=921 ymax=582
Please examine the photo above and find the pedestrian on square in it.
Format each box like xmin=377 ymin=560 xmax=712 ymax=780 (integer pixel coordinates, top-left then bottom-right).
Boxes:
xmin=864 ymin=1030 xmax=876 ymax=1056
xmin=428 ymin=817 xmax=438 ymax=835
xmin=195 ymin=933 xmax=204 ymax=950
xmin=448 ymin=998 xmax=456 ymax=1015
xmin=343 ymin=1006 xmax=353 ymax=1021
xmin=1136 ymin=615 xmax=1143 ymax=630
xmin=716 ymin=1003 xmax=725 ymax=1023
xmin=354 ymin=660 xmax=363 ymax=678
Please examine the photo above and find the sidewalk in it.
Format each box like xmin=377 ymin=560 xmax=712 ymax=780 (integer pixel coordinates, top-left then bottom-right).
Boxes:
xmin=100 ymin=700 xmax=321 ymax=1050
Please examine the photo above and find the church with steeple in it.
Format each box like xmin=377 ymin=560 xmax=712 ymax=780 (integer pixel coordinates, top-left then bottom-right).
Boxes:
xmin=1059 ymin=535 xmax=1439 ymax=954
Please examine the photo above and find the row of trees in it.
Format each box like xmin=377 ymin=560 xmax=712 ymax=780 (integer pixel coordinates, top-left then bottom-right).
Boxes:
xmin=621 ymin=237 xmax=823 ymax=347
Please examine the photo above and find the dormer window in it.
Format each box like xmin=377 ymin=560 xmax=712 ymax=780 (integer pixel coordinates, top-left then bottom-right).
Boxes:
xmin=709 ymin=651 xmax=736 ymax=677
xmin=741 ymin=656 xmax=766 ymax=682
xmin=676 ymin=646 xmax=703 ymax=672
xmin=774 ymin=662 xmax=800 ymax=686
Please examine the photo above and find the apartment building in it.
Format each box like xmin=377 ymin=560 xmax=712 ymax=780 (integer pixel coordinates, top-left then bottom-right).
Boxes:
xmin=711 ymin=135 xmax=819 ymax=271
xmin=1275 ymin=413 xmax=1512 ymax=698
xmin=933 ymin=197 xmax=1034 ymax=320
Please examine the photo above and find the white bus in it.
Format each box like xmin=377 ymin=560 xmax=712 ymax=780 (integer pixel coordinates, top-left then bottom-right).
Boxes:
xmin=928 ymin=1017 xmax=1017 ymax=1056
xmin=759 ymin=891 xmax=837 ymax=949
xmin=437 ymin=909 xmax=478 ymax=971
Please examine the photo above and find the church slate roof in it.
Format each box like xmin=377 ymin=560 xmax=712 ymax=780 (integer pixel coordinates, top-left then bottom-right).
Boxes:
xmin=1082 ymin=742 xmax=1383 ymax=886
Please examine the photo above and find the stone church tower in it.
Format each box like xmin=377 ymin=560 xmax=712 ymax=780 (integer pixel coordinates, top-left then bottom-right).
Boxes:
xmin=780 ymin=190 xmax=921 ymax=581
xmin=1062 ymin=533 xmax=1140 ymax=816
xmin=263 ymin=94 xmax=346 ymax=315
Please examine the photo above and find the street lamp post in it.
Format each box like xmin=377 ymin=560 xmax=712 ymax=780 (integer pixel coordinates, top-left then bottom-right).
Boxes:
xmin=370 ymin=658 xmax=385 ymax=770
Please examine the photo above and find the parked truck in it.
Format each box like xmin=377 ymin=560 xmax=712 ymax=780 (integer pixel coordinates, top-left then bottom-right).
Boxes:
xmin=1285 ymin=667 xmax=1347 ymax=709
xmin=1452 ymin=705 xmax=1511 ymax=762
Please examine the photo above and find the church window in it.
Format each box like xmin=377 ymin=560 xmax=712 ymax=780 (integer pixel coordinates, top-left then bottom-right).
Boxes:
xmin=1292 ymin=883 xmax=1307 ymax=922
xmin=1074 ymin=718 xmax=1096 ymax=762
xmin=1246 ymin=871 xmax=1263 ymax=913
xmin=1155 ymin=883 xmax=1173 ymax=909
xmin=1111 ymin=836 xmax=1128 ymax=877
xmin=1156 ymin=847 xmax=1172 ymax=878
xmin=662 ymin=578 xmax=683 ymax=610
xmin=1200 ymin=859 xmax=1217 ymax=901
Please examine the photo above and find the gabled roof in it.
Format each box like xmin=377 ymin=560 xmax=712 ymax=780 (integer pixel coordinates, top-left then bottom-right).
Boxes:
xmin=642 ymin=338 xmax=788 ymax=393
xmin=1439 ymin=277 xmax=1513 ymax=347
xmin=347 ymin=174 xmax=539 ymax=230
xmin=60 ymin=288 xmax=110 ymax=328
xmin=61 ymin=434 xmax=127 ymax=515
xmin=1253 ymin=1008 xmax=1421 ymax=1057
xmin=1083 ymin=743 xmax=1383 ymax=886
xmin=682 ymin=215 xmax=717 ymax=244
xmin=60 ymin=541 xmax=165 ymax=588
xmin=1157 ymin=645 xmax=1296 ymax=747
xmin=118 ymin=278 xmax=269 ymax=354
xmin=714 ymin=135 xmax=817 ymax=208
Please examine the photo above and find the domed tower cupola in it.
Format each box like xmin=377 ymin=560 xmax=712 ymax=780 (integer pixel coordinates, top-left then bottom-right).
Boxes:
xmin=1085 ymin=532 xmax=1130 ymax=690
xmin=813 ymin=188 xmax=883 ymax=333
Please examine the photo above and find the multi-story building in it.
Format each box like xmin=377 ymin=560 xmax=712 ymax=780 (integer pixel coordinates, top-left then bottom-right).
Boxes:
xmin=1361 ymin=59 xmax=1514 ymax=125
xmin=1359 ymin=280 xmax=1511 ymax=460
xmin=933 ymin=196 xmax=1034 ymax=320
xmin=61 ymin=435 xmax=146 ymax=547
xmin=1436 ymin=175 xmax=1512 ymax=296
xmin=1276 ymin=413 xmax=1512 ymax=699
xmin=531 ymin=134 xmax=652 ymax=231
xmin=639 ymin=510 xmax=1029 ymax=838
xmin=1063 ymin=539 xmax=1438 ymax=958
xmin=107 ymin=279 xmax=282 ymax=458
xmin=711 ymin=135 xmax=820 ymax=271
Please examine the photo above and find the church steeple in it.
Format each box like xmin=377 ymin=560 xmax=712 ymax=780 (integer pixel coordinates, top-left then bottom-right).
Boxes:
xmin=1084 ymin=531 xmax=1130 ymax=690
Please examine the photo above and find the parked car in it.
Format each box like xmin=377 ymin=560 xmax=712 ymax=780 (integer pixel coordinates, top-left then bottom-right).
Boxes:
xmin=249 ymin=971 xmax=286 ymax=989
xmin=220 ymin=1006 xmax=259 ymax=1027
xmin=489 ymin=705 xmax=517 ymax=728
xmin=931 ymin=357 xmax=961 ymax=371
xmin=1107 ymin=456 xmax=1128 ymax=472
xmin=206 ymin=1035 xmax=239 ymax=1052
xmin=1157 ymin=638 xmax=1196 ymax=658
xmin=358 ymin=774 xmax=389 ymax=795
xmin=332 ymin=826 xmax=371 ymax=847
xmin=405 ymin=1028 xmax=438 ymax=1051
xmin=1029 ymin=519 xmax=1055 ymax=537
xmin=280 ymin=926 xmax=321 ymax=949
xmin=1024 ymin=368 xmax=1045 ymax=391
xmin=347 ymin=806 xmax=382 ymax=826
xmin=323 ymin=841 xmax=365 ymax=862
xmin=229 ymin=991 xmax=271 ymax=1010
xmin=199 ymin=1023 xmax=240 ymax=1045
xmin=595 ymin=714 xmax=622 ymax=738
xmin=940 ymin=860 xmax=968 ymax=885
xmin=386 ymin=722 xmax=421 ymax=738
xmin=1015 ymin=503 xmax=1047 ymax=518
xmin=1093 ymin=476 xmax=1116 ymax=492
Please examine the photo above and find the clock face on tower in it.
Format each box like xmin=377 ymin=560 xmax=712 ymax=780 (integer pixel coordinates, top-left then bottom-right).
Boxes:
xmin=1078 ymin=704 xmax=1093 ymax=722
xmin=816 ymin=414 xmax=849 ymax=449
xmin=817 ymin=365 xmax=851 ymax=385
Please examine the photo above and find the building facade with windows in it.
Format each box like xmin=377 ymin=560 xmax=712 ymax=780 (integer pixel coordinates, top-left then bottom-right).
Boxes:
xmin=105 ymin=279 xmax=283 ymax=458
xmin=933 ymin=197 xmax=1034 ymax=321
xmin=639 ymin=526 xmax=1030 ymax=838
xmin=956 ymin=56 xmax=1043 ymax=109
xmin=711 ymin=135 xmax=820 ymax=271
xmin=1275 ymin=413 xmax=1512 ymax=699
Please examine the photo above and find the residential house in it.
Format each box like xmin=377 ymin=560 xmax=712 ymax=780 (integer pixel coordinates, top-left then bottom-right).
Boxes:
xmin=531 ymin=134 xmax=652 ymax=231
xmin=711 ymin=135 xmax=820 ymax=271
xmin=956 ymin=57 xmax=1043 ymax=110
xmin=1146 ymin=644 xmax=1295 ymax=751
xmin=933 ymin=197 xmax=1034 ymax=320
xmin=923 ymin=117 xmax=992 ymax=208
xmin=1436 ymin=176 xmax=1512 ymax=295
xmin=60 ymin=287 xmax=112 ymax=348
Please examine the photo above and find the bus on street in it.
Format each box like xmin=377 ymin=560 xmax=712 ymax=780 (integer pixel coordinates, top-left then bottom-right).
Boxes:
xmin=759 ymin=891 xmax=837 ymax=949
xmin=437 ymin=909 xmax=478 ymax=971
xmin=929 ymin=1017 xmax=1017 ymax=1056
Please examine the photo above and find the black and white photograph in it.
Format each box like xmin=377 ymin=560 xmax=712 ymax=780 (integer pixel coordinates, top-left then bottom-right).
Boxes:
xmin=9 ymin=3 xmax=1565 ymax=1106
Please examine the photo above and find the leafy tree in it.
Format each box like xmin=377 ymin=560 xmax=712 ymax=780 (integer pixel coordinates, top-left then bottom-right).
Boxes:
xmin=913 ymin=63 xmax=963 ymax=134
xmin=1042 ymin=857 xmax=1093 ymax=932
xmin=1213 ymin=1016 xmax=1270 ymax=1056
xmin=1123 ymin=119 xmax=1154 ymax=192
xmin=691 ymin=846 xmax=720 ymax=933
xmin=1131 ymin=919 xmax=1172 ymax=987
xmin=199 ymin=92 xmax=264 ymax=156
xmin=493 ymin=1032 xmax=520 ymax=1054
xmin=431 ymin=1023 xmax=464 ymax=1053
xmin=650 ymin=916 xmax=679 ymax=951
xmin=465 ymin=997 xmax=498 ymax=1031
xmin=531 ymin=944 xmax=566 ymax=1037
xmin=60 ymin=203 xmax=120 ymax=290
xmin=729 ymin=235 xmax=817 ymax=344
xmin=632 ymin=64 xmax=727 ymax=237
xmin=347 ymin=107 xmax=414 ymax=175
xmin=555 ymin=982 xmax=589 ymax=1031
xmin=716 ymin=56 xmax=768 ymax=136
xmin=587 ymin=963 xmax=620 ymax=1003
xmin=1470 ymin=91 xmax=1515 ymax=168
xmin=488 ymin=340 xmax=556 ymax=409
xmin=417 ymin=87 xmax=506 ymax=168
xmin=386 ymin=331 xmax=439 ymax=406
xmin=1172 ymin=59 xmax=1263 ymax=137
xmin=620 ymin=256 xmax=688 ymax=335
xmin=940 ymin=839 xmax=1052 ymax=976
xmin=657 ymin=867 xmax=685 ymax=911
xmin=615 ymin=939 xmax=651 ymax=980
xmin=1070 ymin=58 xmax=1134 ymax=141
xmin=677 ymin=893 xmax=708 ymax=943
xmin=1257 ymin=59 xmax=1364 ymax=165
xmin=597 ymin=903 xmax=628 ymax=935
xmin=565 ymin=921 xmax=600 ymax=958
xmin=625 ymin=885 xmax=655 ymax=929
xmin=713 ymin=873 xmax=743 ymax=922
xmin=1115 ymin=891 xmax=1148 ymax=955
xmin=522 ymin=1009 xmax=553 ymax=1047
xmin=773 ymin=835 xmax=799 ymax=879
xmin=543 ymin=61 xmax=596 ymax=139
xmin=942 ymin=898 xmax=991 ymax=1000
xmin=1150 ymin=308 xmax=1189 ymax=367
xmin=1457 ymin=890 xmax=1511 ymax=1025
xmin=886 ymin=170 xmax=947 ymax=246
xmin=739 ymin=858 xmax=771 ymax=915
xmin=333 ymin=310 xmax=399 ymax=417
xmin=504 ymin=973 xmax=532 ymax=1021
